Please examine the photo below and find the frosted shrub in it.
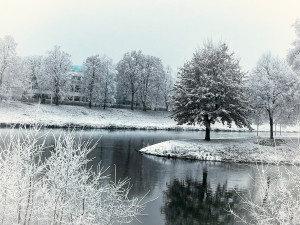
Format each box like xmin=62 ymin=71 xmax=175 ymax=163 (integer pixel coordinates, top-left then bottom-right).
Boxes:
xmin=231 ymin=138 xmax=300 ymax=225
xmin=0 ymin=127 xmax=146 ymax=225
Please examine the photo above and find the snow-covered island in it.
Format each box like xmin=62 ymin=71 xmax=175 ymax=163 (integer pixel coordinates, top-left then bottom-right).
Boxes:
xmin=140 ymin=137 xmax=300 ymax=164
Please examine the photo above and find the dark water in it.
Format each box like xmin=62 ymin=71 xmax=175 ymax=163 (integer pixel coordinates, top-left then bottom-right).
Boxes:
xmin=62 ymin=129 xmax=255 ymax=225
xmin=1 ymin=128 xmax=294 ymax=224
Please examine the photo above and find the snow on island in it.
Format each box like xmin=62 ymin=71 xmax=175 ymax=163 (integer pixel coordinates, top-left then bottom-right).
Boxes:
xmin=139 ymin=137 xmax=300 ymax=164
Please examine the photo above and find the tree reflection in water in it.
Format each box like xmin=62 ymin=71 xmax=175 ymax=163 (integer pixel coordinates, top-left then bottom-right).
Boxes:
xmin=161 ymin=170 xmax=244 ymax=225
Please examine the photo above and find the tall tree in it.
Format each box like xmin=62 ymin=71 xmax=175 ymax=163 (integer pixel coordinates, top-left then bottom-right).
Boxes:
xmin=43 ymin=46 xmax=72 ymax=105
xmin=116 ymin=51 xmax=143 ymax=110
xmin=287 ymin=19 xmax=300 ymax=124
xmin=287 ymin=19 xmax=300 ymax=74
xmin=100 ymin=55 xmax=116 ymax=109
xmin=247 ymin=53 xmax=298 ymax=139
xmin=0 ymin=36 xmax=18 ymax=100
xmin=139 ymin=55 xmax=164 ymax=111
xmin=82 ymin=55 xmax=103 ymax=108
xmin=161 ymin=66 xmax=175 ymax=111
xmin=171 ymin=42 xmax=251 ymax=140
xmin=21 ymin=56 xmax=44 ymax=102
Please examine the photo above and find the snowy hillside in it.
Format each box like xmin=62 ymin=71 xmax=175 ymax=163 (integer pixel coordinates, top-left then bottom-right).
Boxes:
xmin=0 ymin=102 xmax=298 ymax=132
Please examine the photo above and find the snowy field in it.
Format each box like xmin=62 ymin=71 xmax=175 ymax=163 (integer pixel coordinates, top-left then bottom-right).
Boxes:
xmin=0 ymin=102 xmax=299 ymax=132
xmin=139 ymin=137 xmax=300 ymax=164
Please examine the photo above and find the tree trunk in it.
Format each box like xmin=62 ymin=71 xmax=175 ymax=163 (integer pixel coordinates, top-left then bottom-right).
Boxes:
xmin=205 ymin=127 xmax=210 ymax=141
xmin=204 ymin=115 xmax=211 ymax=141
xmin=257 ymin=124 xmax=259 ymax=136
xmin=103 ymin=93 xmax=107 ymax=109
xmin=269 ymin=114 xmax=274 ymax=139
xmin=55 ymin=95 xmax=59 ymax=105
xmin=131 ymin=91 xmax=134 ymax=110
xmin=275 ymin=123 xmax=277 ymax=136
xmin=142 ymin=102 xmax=147 ymax=111
xmin=280 ymin=124 xmax=282 ymax=136
xmin=103 ymin=81 xmax=107 ymax=109
xmin=89 ymin=101 xmax=92 ymax=108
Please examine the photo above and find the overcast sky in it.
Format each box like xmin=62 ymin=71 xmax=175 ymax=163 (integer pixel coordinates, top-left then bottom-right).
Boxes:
xmin=1 ymin=0 xmax=299 ymax=72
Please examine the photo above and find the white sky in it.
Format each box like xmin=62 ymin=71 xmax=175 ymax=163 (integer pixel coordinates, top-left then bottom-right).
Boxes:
xmin=0 ymin=0 xmax=299 ymax=72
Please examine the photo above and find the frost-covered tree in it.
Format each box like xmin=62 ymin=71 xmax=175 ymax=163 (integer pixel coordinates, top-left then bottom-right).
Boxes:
xmin=43 ymin=46 xmax=72 ymax=105
xmin=172 ymin=42 xmax=251 ymax=140
xmin=247 ymin=53 xmax=299 ymax=139
xmin=21 ymin=56 xmax=44 ymax=101
xmin=160 ymin=66 xmax=175 ymax=111
xmin=287 ymin=19 xmax=300 ymax=124
xmin=249 ymin=108 xmax=265 ymax=136
xmin=100 ymin=55 xmax=116 ymax=109
xmin=287 ymin=19 xmax=300 ymax=74
xmin=0 ymin=36 xmax=17 ymax=86
xmin=139 ymin=55 xmax=164 ymax=111
xmin=82 ymin=55 xmax=103 ymax=108
xmin=117 ymin=51 xmax=143 ymax=110
xmin=0 ymin=127 xmax=147 ymax=224
xmin=0 ymin=35 xmax=19 ymax=100
xmin=231 ymin=143 xmax=300 ymax=225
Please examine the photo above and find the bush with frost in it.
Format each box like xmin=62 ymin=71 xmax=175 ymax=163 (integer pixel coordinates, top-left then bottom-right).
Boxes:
xmin=0 ymin=127 xmax=146 ymax=225
xmin=230 ymin=137 xmax=300 ymax=225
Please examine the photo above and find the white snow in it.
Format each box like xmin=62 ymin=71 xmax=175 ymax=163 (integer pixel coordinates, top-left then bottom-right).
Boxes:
xmin=0 ymin=102 xmax=299 ymax=133
xmin=140 ymin=137 xmax=300 ymax=164
xmin=0 ymin=102 xmax=194 ymax=130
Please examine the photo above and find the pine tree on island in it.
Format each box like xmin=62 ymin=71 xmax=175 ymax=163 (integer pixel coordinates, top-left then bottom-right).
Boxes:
xmin=171 ymin=42 xmax=251 ymax=141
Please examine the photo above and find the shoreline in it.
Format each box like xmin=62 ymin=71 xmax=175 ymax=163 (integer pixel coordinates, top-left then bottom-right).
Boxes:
xmin=1 ymin=122 xmax=299 ymax=134
xmin=0 ymin=102 xmax=299 ymax=132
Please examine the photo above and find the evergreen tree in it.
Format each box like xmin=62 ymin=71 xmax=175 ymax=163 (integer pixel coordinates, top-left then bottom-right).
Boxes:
xmin=171 ymin=42 xmax=251 ymax=140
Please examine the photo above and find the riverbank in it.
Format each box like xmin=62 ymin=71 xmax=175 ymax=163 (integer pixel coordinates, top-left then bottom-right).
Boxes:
xmin=139 ymin=137 xmax=300 ymax=164
xmin=0 ymin=102 xmax=246 ymax=131
xmin=0 ymin=102 xmax=299 ymax=132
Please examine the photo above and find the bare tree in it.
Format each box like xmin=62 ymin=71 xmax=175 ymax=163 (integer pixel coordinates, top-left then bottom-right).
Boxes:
xmin=0 ymin=36 xmax=19 ymax=100
xmin=43 ymin=46 xmax=72 ymax=105
xmin=247 ymin=53 xmax=298 ymax=139
xmin=100 ymin=55 xmax=116 ymax=109
xmin=0 ymin=127 xmax=148 ymax=224
xmin=82 ymin=55 xmax=102 ymax=108
xmin=139 ymin=55 xmax=164 ymax=111
xmin=117 ymin=51 xmax=143 ymax=110
xmin=161 ymin=66 xmax=175 ymax=111
xmin=0 ymin=36 xmax=17 ymax=87
xmin=21 ymin=56 xmax=44 ymax=102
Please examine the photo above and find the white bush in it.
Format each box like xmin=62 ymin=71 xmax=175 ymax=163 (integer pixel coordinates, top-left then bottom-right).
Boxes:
xmin=0 ymin=127 xmax=146 ymax=225
xmin=231 ymin=137 xmax=300 ymax=225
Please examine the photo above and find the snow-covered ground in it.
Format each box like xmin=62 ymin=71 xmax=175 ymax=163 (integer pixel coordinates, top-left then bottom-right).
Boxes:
xmin=139 ymin=137 xmax=300 ymax=164
xmin=0 ymin=102 xmax=299 ymax=132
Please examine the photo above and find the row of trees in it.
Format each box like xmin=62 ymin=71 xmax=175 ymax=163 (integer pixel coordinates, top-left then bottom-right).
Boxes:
xmin=0 ymin=37 xmax=175 ymax=110
xmin=0 ymin=40 xmax=73 ymax=105
xmin=116 ymin=51 xmax=174 ymax=111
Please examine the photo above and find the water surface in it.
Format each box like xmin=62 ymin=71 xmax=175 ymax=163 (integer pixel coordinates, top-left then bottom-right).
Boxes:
xmin=0 ymin=128 xmax=295 ymax=224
